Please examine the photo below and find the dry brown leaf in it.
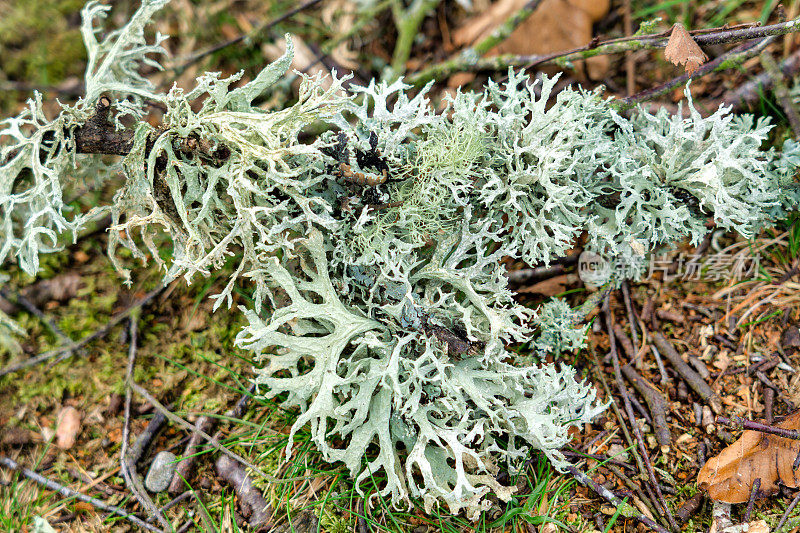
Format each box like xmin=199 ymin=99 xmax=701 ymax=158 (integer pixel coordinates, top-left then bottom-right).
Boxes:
xmin=664 ymin=23 xmax=709 ymax=75
xmin=516 ymin=273 xmax=578 ymax=296
xmin=452 ymin=0 xmax=610 ymax=80
xmin=55 ymin=406 xmax=81 ymax=450
xmin=697 ymin=411 xmax=800 ymax=503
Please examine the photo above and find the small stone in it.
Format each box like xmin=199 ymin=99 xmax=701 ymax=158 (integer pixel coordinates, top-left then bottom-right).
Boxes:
xmin=145 ymin=451 xmax=177 ymax=492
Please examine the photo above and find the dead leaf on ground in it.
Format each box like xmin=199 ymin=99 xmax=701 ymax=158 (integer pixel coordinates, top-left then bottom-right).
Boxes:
xmin=697 ymin=410 xmax=800 ymax=503
xmin=452 ymin=0 xmax=611 ymax=82
xmin=516 ymin=273 xmax=578 ymax=296
xmin=664 ymin=23 xmax=709 ymax=75
xmin=0 ymin=272 xmax=83 ymax=314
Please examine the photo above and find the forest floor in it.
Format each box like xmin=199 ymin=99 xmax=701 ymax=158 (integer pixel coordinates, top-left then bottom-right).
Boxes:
xmin=1 ymin=0 xmax=800 ymax=532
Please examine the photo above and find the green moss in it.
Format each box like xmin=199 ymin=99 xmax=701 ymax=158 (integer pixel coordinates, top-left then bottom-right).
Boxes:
xmin=0 ymin=0 xmax=87 ymax=112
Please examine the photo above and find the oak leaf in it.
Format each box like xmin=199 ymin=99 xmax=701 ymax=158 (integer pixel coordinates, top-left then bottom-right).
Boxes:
xmin=452 ymin=0 xmax=611 ymax=80
xmin=664 ymin=23 xmax=709 ymax=75
xmin=697 ymin=411 xmax=800 ymax=503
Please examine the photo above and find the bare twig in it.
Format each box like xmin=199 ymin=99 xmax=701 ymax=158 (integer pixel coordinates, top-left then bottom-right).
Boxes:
xmin=131 ymin=382 xmax=313 ymax=485
xmin=619 ymin=37 xmax=774 ymax=108
xmin=649 ymin=342 xmax=672 ymax=386
xmin=407 ymin=17 xmax=800 ymax=86
xmin=605 ymin=300 xmax=679 ymax=532
xmin=215 ymin=455 xmax=271 ymax=529
xmin=716 ymin=416 xmax=800 ymax=440
xmin=651 ymin=331 xmax=722 ymax=413
xmin=606 ymin=463 xmax=662 ymax=519
xmin=776 ymin=492 xmax=800 ymax=531
xmin=765 ymin=387 xmax=775 ymax=424
xmin=168 ymin=415 xmax=217 ymax=494
xmin=169 ymin=384 xmax=256 ymax=493
xmin=0 ymin=287 xmax=71 ymax=345
xmin=566 ymin=464 xmax=671 ymax=533
xmin=745 ymin=478 xmax=761 ymax=522
xmin=621 ymin=281 xmax=641 ymax=364
xmin=120 ymin=316 xmax=170 ymax=531
xmin=168 ymin=0 xmax=326 ymax=74
xmin=676 ymin=492 xmax=704 ymax=524
xmin=0 ymin=456 xmax=162 ymax=533
xmin=620 ymin=364 xmax=672 ymax=452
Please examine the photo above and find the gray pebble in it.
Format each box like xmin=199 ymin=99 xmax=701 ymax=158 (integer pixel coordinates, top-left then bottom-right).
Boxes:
xmin=144 ymin=451 xmax=177 ymax=492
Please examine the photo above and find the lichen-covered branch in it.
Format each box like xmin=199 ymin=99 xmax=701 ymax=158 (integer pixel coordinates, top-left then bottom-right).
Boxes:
xmin=2 ymin=0 xmax=800 ymax=519
xmin=406 ymin=16 xmax=800 ymax=86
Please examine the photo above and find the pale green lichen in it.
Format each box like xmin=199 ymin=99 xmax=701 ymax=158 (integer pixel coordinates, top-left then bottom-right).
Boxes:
xmin=1 ymin=0 xmax=798 ymax=518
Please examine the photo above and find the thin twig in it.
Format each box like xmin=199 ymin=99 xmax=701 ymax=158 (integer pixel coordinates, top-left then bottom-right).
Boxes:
xmin=621 ymin=281 xmax=641 ymax=365
xmin=0 ymin=287 xmax=71 ymax=345
xmin=130 ymin=382 xmax=312 ymax=484
xmin=168 ymin=0 xmax=325 ymax=74
xmin=745 ymin=478 xmax=761 ymax=522
xmin=776 ymin=492 xmax=800 ymax=531
xmin=619 ymin=37 xmax=774 ymax=108
xmin=621 ymin=364 xmax=672 ymax=452
xmin=120 ymin=316 xmax=170 ymax=531
xmin=169 ymin=384 xmax=256 ymax=493
xmin=607 ymin=463 xmax=661 ymax=520
xmin=0 ymin=286 xmax=163 ymax=377
xmin=605 ymin=300 xmax=679 ymax=532
xmin=716 ymin=416 xmax=800 ymax=440
xmin=651 ymin=331 xmax=722 ymax=413
xmin=566 ymin=465 xmax=671 ymax=533
xmin=406 ymin=17 xmax=800 ymax=86
xmin=0 ymin=456 xmax=162 ymax=533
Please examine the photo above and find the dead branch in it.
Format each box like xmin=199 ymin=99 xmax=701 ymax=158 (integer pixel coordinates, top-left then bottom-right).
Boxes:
xmin=651 ymin=331 xmax=723 ymax=414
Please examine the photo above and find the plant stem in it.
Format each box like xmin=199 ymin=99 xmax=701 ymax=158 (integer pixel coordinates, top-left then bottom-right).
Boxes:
xmin=389 ymin=0 xmax=441 ymax=79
